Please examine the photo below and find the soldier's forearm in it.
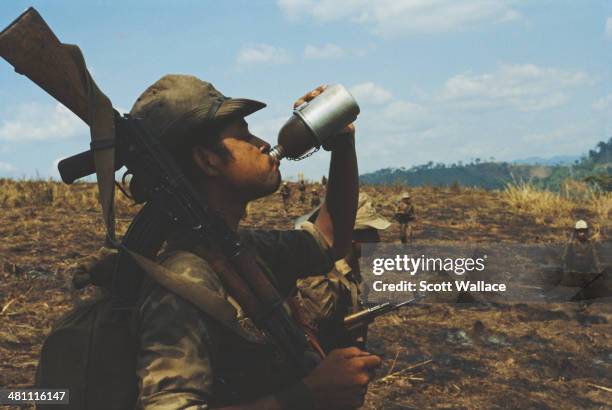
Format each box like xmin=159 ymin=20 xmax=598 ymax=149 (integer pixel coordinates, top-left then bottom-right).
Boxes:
xmin=316 ymin=136 xmax=358 ymax=260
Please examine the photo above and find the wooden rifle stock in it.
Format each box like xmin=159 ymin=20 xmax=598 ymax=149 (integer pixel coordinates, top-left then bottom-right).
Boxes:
xmin=0 ymin=7 xmax=96 ymax=125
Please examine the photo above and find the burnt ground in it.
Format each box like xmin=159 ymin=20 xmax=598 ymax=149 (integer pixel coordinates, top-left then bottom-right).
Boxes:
xmin=0 ymin=183 xmax=610 ymax=409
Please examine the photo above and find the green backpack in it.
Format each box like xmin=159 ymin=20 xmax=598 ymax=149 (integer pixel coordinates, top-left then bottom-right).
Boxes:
xmin=34 ymin=244 xmax=257 ymax=410
xmin=35 ymin=296 xmax=139 ymax=410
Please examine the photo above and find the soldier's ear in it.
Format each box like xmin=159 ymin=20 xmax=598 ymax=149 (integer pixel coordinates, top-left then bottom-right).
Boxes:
xmin=192 ymin=145 xmax=223 ymax=177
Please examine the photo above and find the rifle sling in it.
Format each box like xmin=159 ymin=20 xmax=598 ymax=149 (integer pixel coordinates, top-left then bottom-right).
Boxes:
xmin=107 ymin=204 xmax=265 ymax=342
xmin=122 ymin=247 xmax=261 ymax=341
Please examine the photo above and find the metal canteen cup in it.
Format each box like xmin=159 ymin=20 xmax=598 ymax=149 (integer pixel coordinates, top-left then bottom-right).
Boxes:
xmin=269 ymin=84 xmax=360 ymax=160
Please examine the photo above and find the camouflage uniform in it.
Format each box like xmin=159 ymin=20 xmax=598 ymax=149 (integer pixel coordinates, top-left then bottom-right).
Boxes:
xmin=298 ymin=181 xmax=306 ymax=204
xmin=310 ymin=189 xmax=320 ymax=208
xmin=136 ymin=225 xmax=334 ymax=409
xmin=395 ymin=195 xmax=415 ymax=244
xmin=560 ymin=238 xmax=602 ymax=298
xmin=293 ymin=252 xmax=360 ymax=351
xmin=280 ymin=183 xmax=291 ymax=212
xmin=293 ymin=193 xmax=391 ymax=352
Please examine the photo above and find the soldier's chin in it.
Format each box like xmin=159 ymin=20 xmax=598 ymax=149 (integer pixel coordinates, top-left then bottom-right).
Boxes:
xmin=274 ymin=169 xmax=282 ymax=188
xmin=269 ymin=170 xmax=282 ymax=193
xmin=252 ymin=171 xmax=281 ymax=200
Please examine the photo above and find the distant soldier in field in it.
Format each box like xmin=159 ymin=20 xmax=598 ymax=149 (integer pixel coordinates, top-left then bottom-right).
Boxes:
xmin=298 ymin=179 xmax=307 ymax=204
xmin=561 ymin=220 xmax=610 ymax=301
xmin=293 ymin=192 xmax=391 ymax=351
xmin=310 ymin=188 xmax=321 ymax=208
xmin=280 ymin=181 xmax=291 ymax=213
xmin=321 ymin=175 xmax=327 ymax=186
xmin=395 ymin=192 xmax=416 ymax=243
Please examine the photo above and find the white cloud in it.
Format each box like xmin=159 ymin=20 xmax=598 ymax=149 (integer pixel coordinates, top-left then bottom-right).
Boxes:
xmin=337 ymin=63 xmax=599 ymax=172
xmin=351 ymin=98 xmax=436 ymax=161
xmin=0 ymin=102 xmax=87 ymax=141
xmin=516 ymin=122 xmax=603 ymax=158
xmin=368 ymin=99 xmax=442 ymax=142
xmin=593 ymin=94 xmax=612 ymax=112
xmin=278 ymin=0 xmax=521 ymax=36
xmin=606 ymin=17 xmax=612 ymax=39
xmin=236 ymin=44 xmax=292 ymax=65
xmin=244 ymin=59 xmax=599 ymax=178
xmin=303 ymin=44 xmax=347 ymax=60
xmin=0 ymin=161 xmax=16 ymax=173
xmin=437 ymin=63 xmax=591 ymax=111
xmin=350 ymin=82 xmax=393 ymax=105
xmin=382 ymin=100 xmax=428 ymax=124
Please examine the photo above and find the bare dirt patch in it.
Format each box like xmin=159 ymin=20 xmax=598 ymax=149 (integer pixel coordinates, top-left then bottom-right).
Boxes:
xmin=1 ymin=181 xmax=610 ymax=409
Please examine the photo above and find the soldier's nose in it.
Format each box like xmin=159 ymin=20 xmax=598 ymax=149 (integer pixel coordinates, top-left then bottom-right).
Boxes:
xmin=259 ymin=143 xmax=271 ymax=154
xmin=251 ymin=135 xmax=271 ymax=153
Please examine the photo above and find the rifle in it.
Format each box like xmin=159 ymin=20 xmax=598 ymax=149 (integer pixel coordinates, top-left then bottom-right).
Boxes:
xmin=344 ymin=298 xmax=417 ymax=334
xmin=0 ymin=7 xmax=311 ymax=376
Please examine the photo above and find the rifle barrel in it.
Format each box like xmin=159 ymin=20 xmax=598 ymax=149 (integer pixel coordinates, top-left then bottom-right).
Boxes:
xmin=344 ymin=297 xmax=418 ymax=329
xmin=394 ymin=297 xmax=417 ymax=309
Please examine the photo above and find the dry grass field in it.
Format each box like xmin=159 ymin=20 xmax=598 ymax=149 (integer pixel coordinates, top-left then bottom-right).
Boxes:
xmin=1 ymin=179 xmax=611 ymax=409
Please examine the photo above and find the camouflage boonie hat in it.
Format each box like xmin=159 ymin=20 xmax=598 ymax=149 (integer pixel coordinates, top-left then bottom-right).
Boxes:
xmin=354 ymin=192 xmax=391 ymax=230
xmin=400 ymin=191 xmax=411 ymax=200
xmin=130 ymin=74 xmax=266 ymax=144
xmin=294 ymin=192 xmax=391 ymax=231
xmin=575 ymin=220 xmax=588 ymax=230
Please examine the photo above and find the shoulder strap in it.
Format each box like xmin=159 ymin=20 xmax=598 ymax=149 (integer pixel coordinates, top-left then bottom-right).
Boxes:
xmin=123 ymin=248 xmax=259 ymax=341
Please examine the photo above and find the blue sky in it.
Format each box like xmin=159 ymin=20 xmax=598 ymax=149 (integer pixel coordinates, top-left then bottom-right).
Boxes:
xmin=0 ymin=0 xmax=610 ymax=180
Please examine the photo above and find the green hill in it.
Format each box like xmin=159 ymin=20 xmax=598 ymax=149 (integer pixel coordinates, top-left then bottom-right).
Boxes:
xmin=360 ymin=138 xmax=612 ymax=191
